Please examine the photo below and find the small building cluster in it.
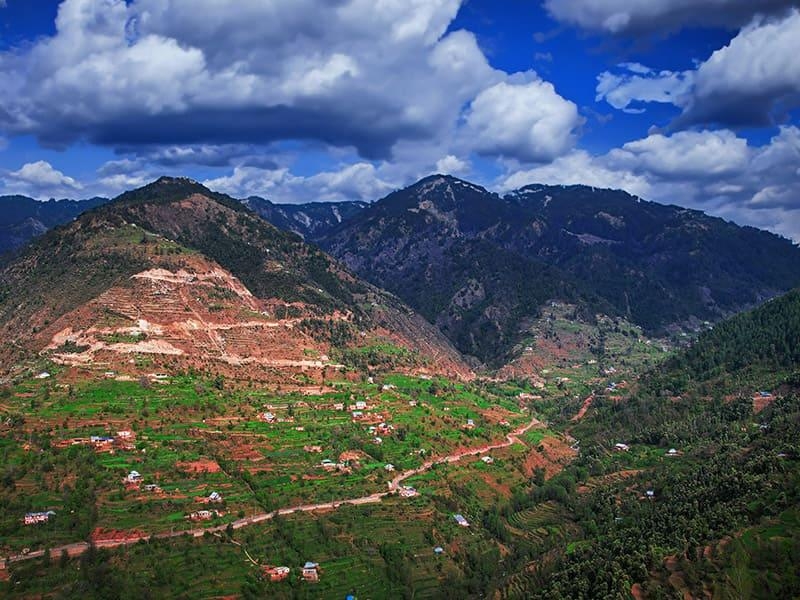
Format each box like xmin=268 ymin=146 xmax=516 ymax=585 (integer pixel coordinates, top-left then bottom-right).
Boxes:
xmin=260 ymin=411 xmax=294 ymax=424
xmin=320 ymin=459 xmax=347 ymax=471
xmin=262 ymin=565 xmax=291 ymax=582
xmin=370 ymin=422 xmax=395 ymax=437
xmin=57 ymin=429 xmax=136 ymax=452
xmin=261 ymin=562 xmax=322 ymax=583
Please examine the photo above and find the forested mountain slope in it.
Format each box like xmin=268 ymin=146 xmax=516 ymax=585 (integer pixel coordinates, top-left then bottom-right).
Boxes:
xmin=314 ymin=175 xmax=800 ymax=366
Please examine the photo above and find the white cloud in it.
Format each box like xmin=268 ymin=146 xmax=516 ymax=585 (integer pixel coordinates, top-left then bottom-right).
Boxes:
xmin=464 ymin=74 xmax=583 ymax=163
xmin=500 ymin=150 xmax=652 ymax=197
xmin=594 ymin=11 xmax=800 ymax=129
xmin=0 ymin=0 xmax=501 ymax=160
xmin=435 ymin=155 xmax=470 ymax=175
xmin=676 ymin=10 xmax=800 ymax=127
xmin=544 ymin=0 xmax=799 ymax=34
xmin=0 ymin=0 xmax=585 ymax=165
xmin=204 ymin=162 xmax=396 ymax=203
xmin=596 ymin=64 xmax=694 ymax=113
xmin=2 ymin=160 xmax=83 ymax=198
xmin=95 ymin=172 xmax=154 ymax=194
xmin=608 ymin=130 xmax=750 ymax=178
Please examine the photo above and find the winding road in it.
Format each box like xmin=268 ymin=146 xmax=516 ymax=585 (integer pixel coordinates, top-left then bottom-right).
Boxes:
xmin=1 ymin=416 xmax=542 ymax=570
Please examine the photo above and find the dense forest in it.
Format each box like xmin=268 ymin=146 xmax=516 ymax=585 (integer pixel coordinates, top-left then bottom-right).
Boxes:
xmin=659 ymin=288 xmax=800 ymax=387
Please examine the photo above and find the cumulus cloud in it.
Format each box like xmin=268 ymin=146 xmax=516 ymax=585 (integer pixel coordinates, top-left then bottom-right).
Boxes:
xmin=596 ymin=64 xmax=694 ymax=113
xmin=500 ymin=150 xmax=652 ymax=197
xmin=607 ymin=130 xmax=749 ymax=178
xmin=464 ymin=74 xmax=583 ymax=163
xmin=544 ymin=0 xmax=800 ymax=34
xmin=204 ymin=162 xmax=396 ymax=203
xmin=2 ymin=160 xmax=83 ymax=198
xmin=595 ymin=11 xmax=800 ymax=129
xmin=435 ymin=155 xmax=471 ymax=176
xmin=0 ymin=0 xmax=586 ymax=166
xmin=0 ymin=0 xmax=483 ymax=160
xmin=675 ymin=10 xmax=800 ymax=128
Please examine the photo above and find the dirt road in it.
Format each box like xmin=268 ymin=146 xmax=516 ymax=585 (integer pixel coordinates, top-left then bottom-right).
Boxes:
xmin=571 ymin=393 xmax=594 ymax=422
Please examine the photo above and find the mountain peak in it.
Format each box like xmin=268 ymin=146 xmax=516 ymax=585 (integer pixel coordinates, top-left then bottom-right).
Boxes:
xmin=154 ymin=175 xmax=200 ymax=186
xmin=411 ymin=174 xmax=490 ymax=195
xmin=110 ymin=176 xmax=245 ymax=213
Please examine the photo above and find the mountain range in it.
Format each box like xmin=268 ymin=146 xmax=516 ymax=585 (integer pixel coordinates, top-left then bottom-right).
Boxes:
xmin=3 ymin=174 xmax=799 ymax=371
xmin=0 ymin=195 xmax=110 ymax=256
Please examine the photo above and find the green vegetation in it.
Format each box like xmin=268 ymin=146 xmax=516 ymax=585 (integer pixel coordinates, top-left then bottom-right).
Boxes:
xmin=335 ymin=342 xmax=422 ymax=371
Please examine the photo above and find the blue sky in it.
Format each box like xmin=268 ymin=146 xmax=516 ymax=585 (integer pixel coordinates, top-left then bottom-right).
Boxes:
xmin=0 ymin=0 xmax=798 ymax=241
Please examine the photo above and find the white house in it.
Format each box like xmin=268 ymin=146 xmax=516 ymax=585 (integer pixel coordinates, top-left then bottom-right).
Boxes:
xmin=454 ymin=514 xmax=470 ymax=527
xmin=23 ymin=511 xmax=55 ymax=525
